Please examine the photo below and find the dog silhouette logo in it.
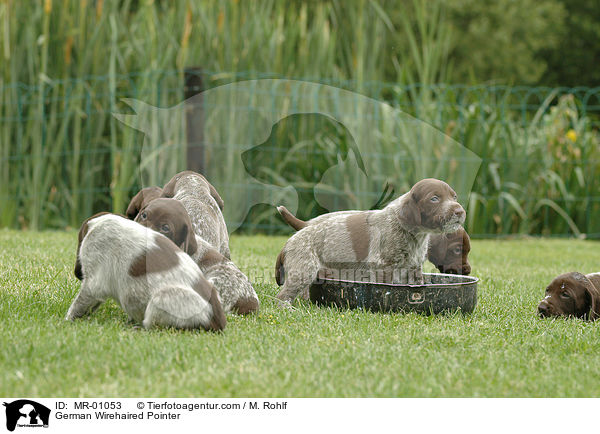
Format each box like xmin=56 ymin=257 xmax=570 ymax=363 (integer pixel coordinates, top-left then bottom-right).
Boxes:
xmin=3 ymin=400 xmax=50 ymax=431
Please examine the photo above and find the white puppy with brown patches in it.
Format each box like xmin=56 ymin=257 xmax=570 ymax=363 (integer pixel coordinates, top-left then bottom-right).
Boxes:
xmin=161 ymin=171 xmax=230 ymax=258
xmin=66 ymin=213 xmax=226 ymax=331
xmin=135 ymin=198 xmax=259 ymax=315
xmin=275 ymin=178 xmax=466 ymax=305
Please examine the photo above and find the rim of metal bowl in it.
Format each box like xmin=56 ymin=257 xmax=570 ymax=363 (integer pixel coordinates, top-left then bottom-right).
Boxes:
xmin=316 ymin=272 xmax=479 ymax=289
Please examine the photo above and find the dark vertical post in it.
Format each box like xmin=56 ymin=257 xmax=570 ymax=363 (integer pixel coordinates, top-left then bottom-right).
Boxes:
xmin=184 ymin=67 xmax=205 ymax=173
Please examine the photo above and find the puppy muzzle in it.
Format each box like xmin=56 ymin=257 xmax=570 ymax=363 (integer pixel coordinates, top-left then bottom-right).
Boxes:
xmin=538 ymin=300 xmax=552 ymax=318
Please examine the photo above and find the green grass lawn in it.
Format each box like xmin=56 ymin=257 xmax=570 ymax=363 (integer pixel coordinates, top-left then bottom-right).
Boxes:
xmin=1 ymin=230 xmax=600 ymax=397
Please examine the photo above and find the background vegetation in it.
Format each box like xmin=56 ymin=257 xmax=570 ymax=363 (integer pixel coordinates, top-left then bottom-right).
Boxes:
xmin=1 ymin=0 xmax=599 ymax=237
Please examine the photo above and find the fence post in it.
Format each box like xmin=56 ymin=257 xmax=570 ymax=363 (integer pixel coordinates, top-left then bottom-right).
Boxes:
xmin=184 ymin=67 xmax=205 ymax=173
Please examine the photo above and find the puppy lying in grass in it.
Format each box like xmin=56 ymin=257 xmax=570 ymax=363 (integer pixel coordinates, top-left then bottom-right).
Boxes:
xmin=538 ymin=272 xmax=600 ymax=321
xmin=66 ymin=213 xmax=226 ymax=331
xmin=136 ymin=198 xmax=259 ymax=315
xmin=275 ymin=178 xmax=466 ymax=305
xmin=278 ymin=205 xmax=472 ymax=275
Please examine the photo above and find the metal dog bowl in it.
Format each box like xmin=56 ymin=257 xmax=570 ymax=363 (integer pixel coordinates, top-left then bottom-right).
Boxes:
xmin=309 ymin=270 xmax=478 ymax=315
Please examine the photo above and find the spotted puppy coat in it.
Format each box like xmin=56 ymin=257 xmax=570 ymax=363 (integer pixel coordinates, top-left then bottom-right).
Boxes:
xmin=278 ymin=205 xmax=472 ymax=275
xmin=275 ymin=178 xmax=466 ymax=304
xmin=538 ymin=272 xmax=600 ymax=321
xmin=125 ymin=186 xmax=163 ymax=220
xmin=66 ymin=213 xmax=226 ymax=331
xmin=136 ymin=198 xmax=259 ymax=315
xmin=162 ymin=171 xmax=230 ymax=258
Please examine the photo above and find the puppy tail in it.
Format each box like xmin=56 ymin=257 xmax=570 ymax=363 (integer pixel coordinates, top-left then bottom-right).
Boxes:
xmin=275 ymin=249 xmax=285 ymax=286
xmin=277 ymin=206 xmax=307 ymax=231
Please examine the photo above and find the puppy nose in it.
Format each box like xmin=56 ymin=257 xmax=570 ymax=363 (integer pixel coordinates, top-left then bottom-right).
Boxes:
xmin=462 ymin=264 xmax=471 ymax=275
xmin=454 ymin=207 xmax=465 ymax=219
xmin=538 ymin=303 xmax=549 ymax=316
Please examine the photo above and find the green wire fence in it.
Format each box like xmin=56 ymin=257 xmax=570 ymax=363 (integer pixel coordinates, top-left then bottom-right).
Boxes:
xmin=1 ymin=69 xmax=599 ymax=237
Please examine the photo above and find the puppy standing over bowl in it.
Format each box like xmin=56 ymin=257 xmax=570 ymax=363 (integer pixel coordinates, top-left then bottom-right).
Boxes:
xmin=277 ymin=206 xmax=472 ymax=275
xmin=136 ymin=198 xmax=259 ymax=315
xmin=275 ymin=178 xmax=466 ymax=305
xmin=66 ymin=213 xmax=226 ymax=331
xmin=125 ymin=186 xmax=163 ymax=220
xmin=162 ymin=171 xmax=230 ymax=258
xmin=538 ymin=272 xmax=600 ymax=320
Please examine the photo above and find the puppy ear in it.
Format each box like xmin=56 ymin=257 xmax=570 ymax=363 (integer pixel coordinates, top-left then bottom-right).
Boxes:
xmin=74 ymin=220 xmax=89 ymax=280
xmin=162 ymin=176 xmax=177 ymax=198
xmin=585 ymin=284 xmax=600 ymax=321
xmin=180 ymin=223 xmax=198 ymax=256
xmin=399 ymin=194 xmax=421 ymax=227
xmin=125 ymin=191 xmax=143 ymax=219
xmin=208 ymin=183 xmax=225 ymax=211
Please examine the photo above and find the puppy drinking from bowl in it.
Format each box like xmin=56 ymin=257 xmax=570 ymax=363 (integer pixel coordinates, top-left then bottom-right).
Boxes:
xmin=136 ymin=198 xmax=259 ymax=315
xmin=275 ymin=178 xmax=466 ymax=305
xmin=66 ymin=213 xmax=226 ymax=331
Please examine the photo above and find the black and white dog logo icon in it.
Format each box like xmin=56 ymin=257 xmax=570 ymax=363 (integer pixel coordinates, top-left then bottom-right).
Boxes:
xmin=3 ymin=400 xmax=50 ymax=431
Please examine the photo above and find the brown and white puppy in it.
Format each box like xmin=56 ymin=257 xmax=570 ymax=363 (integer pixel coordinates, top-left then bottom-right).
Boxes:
xmin=66 ymin=213 xmax=226 ymax=331
xmin=125 ymin=186 xmax=163 ymax=220
xmin=136 ymin=198 xmax=259 ymax=315
xmin=538 ymin=272 xmax=600 ymax=321
xmin=277 ymin=206 xmax=472 ymax=275
xmin=162 ymin=171 xmax=230 ymax=258
xmin=275 ymin=178 xmax=466 ymax=305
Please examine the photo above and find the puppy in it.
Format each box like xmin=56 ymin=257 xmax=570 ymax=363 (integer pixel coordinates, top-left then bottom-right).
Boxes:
xmin=136 ymin=198 xmax=259 ymax=315
xmin=66 ymin=213 xmax=226 ymax=331
xmin=162 ymin=171 xmax=230 ymax=258
xmin=125 ymin=186 xmax=163 ymax=220
xmin=538 ymin=272 xmax=600 ymax=321
xmin=275 ymin=178 xmax=466 ymax=304
xmin=277 ymin=206 xmax=472 ymax=275
xmin=427 ymin=229 xmax=471 ymax=275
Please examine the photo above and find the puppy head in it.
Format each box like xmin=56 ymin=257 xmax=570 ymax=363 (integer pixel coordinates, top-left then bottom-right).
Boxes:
xmin=399 ymin=178 xmax=465 ymax=232
xmin=538 ymin=272 xmax=600 ymax=321
xmin=135 ymin=198 xmax=197 ymax=256
xmin=125 ymin=186 xmax=163 ymax=220
xmin=428 ymin=227 xmax=471 ymax=275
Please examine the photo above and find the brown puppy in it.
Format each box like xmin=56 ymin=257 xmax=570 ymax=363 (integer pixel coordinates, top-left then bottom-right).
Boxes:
xmin=136 ymin=198 xmax=259 ymax=315
xmin=427 ymin=228 xmax=471 ymax=275
xmin=125 ymin=186 xmax=163 ymax=220
xmin=277 ymin=206 xmax=472 ymax=275
xmin=538 ymin=272 xmax=600 ymax=321
xmin=275 ymin=178 xmax=466 ymax=305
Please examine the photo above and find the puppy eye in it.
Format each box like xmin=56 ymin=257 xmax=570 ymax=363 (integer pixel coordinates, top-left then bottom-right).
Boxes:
xmin=453 ymin=194 xmax=458 ymax=200
xmin=140 ymin=212 xmax=147 ymax=220
xmin=452 ymin=247 xmax=461 ymax=255
xmin=560 ymin=291 xmax=570 ymax=299
xmin=160 ymin=224 xmax=170 ymax=233
xmin=430 ymin=196 xmax=439 ymax=203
